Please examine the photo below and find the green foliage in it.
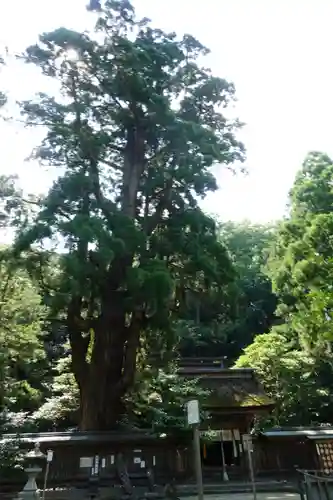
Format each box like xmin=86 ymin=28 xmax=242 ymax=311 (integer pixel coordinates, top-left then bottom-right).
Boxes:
xmin=12 ymin=0 xmax=244 ymax=429
xmin=127 ymin=363 xmax=210 ymax=432
xmin=5 ymin=0 xmax=331 ymax=435
xmin=0 ymin=438 xmax=25 ymax=480
xmin=243 ymin=151 xmax=333 ymax=427
xmin=267 ymin=152 xmax=333 ymax=352
xmin=178 ymin=221 xmax=277 ymax=362
xmin=236 ymin=327 xmax=333 ymax=426
xmin=219 ymin=221 xmax=277 ymax=360
xmin=32 ymin=355 xmax=79 ymax=429
xmin=0 ymin=250 xmax=47 ymax=415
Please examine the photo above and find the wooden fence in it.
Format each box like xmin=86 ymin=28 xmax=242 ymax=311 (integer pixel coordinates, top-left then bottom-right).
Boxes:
xmin=0 ymin=430 xmax=192 ymax=498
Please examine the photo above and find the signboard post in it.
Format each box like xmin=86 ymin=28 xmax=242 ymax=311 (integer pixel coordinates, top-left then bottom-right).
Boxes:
xmin=243 ymin=434 xmax=257 ymax=500
xmin=187 ymin=400 xmax=203 ymax=500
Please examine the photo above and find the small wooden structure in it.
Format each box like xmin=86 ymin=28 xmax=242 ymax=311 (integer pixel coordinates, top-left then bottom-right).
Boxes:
xmin=254 ymin=427 xmax=333 ymax=479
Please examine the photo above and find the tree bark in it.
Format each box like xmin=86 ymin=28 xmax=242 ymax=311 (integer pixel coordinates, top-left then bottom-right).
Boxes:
xmin=80 ymin=324 xmax=124 ymax=430
xmin=72 ymin=299 xmax=142 ymax=430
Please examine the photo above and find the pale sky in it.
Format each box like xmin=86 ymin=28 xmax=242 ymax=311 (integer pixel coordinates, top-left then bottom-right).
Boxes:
xmin=1 ymin=0 xmax=333 ymax=223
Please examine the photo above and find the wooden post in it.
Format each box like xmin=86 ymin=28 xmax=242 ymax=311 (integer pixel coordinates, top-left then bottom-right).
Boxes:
xmin=220 ymin=431 xmax=229 ymax=481
xmin=187 ymin=400 xmax=203 ymax=500
xmin=193 ymin=425 xmax=204 ymax=500
xmin=244 ymin=434 xmax=257 ymax=500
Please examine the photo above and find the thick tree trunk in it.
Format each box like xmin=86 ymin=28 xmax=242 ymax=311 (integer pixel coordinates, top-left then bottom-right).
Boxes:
xmin=70 ymin=302 xmax=142 ymax=430
xmin=79 ymin=326 xmax=125 ymax=430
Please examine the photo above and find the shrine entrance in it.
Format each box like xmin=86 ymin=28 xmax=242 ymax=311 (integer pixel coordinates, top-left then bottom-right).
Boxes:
xmin=202 ymin=440 xmax=234 ymax=466
xmin=201 ymin=430 xmax=244 ymax=480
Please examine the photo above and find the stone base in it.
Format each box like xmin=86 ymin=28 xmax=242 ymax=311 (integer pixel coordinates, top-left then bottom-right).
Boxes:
xmin=17 ymin=489 xmax=41 ymax=500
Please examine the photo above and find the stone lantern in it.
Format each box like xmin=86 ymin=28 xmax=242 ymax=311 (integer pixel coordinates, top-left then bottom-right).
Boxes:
xmin=17 ymin=442 xmax=46 ymax=500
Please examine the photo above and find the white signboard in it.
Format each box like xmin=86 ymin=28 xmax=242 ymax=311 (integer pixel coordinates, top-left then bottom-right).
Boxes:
xmin=221 ymin=430 xmax=232 ymax=441
xmin=93 ymin=455 xmax=99 ymax=475
xmin=80 ymin=457 xmax=93 ymax=468
xmin=243 ymin=434 xmax=253 ymax=451
xmin=187 ymin=400 xmax=200 ymax=425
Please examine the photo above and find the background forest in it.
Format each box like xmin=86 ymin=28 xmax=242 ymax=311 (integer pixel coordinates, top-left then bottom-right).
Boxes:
xmin=1 ymin=0 xmax=333 ymax=433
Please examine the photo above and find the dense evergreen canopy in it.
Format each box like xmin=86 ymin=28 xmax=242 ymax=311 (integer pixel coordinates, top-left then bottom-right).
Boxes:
xmin=10 ymin=0 xmax=244 ymax=430
xmin=1 ymin=1 xmax=333 ymax=434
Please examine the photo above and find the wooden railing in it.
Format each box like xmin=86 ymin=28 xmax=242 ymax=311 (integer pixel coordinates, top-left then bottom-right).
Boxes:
xmin=298 ymin=470 xmax=333 ymax=500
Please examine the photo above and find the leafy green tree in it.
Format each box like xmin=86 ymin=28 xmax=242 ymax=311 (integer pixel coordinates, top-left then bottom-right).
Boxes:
xmin=245 ymin=151 xmax=333 ymax=426
xmin=0 ymin=436 xmax=25 ymax=482
xmin=236 ymin=327 xmax=333 ymax=426
xmin=126 ymin=363 xmax=209 ymax=432
xmin=267 ymin=152 xmax=333 ymax=353
xmin=14 ymin=0 xmax=244 ymax=430
xmin=177 ymin=221 xmax=277 ymax=362
xmin=32 ymin=355 xmax=79 ymax=429
xmin=219 ymin=221 xmax=277 ymax=360
xmin=0 ymin=251 xmax=46 ymax=416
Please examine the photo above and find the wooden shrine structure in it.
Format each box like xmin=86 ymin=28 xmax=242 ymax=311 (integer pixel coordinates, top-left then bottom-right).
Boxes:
xmin=254 ymin=427 xmax=333 ymax=479
xmin=179 ymin=357 xmax=274 ymax=480
xmin=0 ymin=357 xmax=275 ymax=495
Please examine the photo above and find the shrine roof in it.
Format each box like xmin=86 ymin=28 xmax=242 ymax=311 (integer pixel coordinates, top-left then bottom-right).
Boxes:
xmin=179 ymin=359 xmax=273 ymax=409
